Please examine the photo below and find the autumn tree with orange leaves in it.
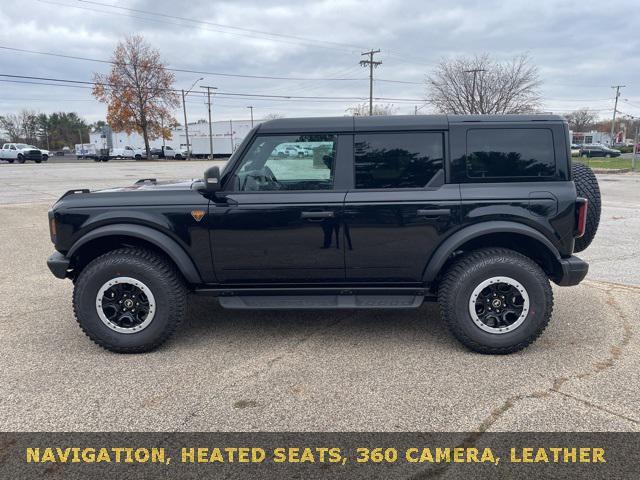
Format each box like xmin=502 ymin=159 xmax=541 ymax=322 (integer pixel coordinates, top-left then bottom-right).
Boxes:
xmin=93 ymin=35 xmax=179 ymax=159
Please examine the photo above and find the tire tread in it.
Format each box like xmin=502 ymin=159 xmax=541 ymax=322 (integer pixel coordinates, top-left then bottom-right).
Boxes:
xmin=72 ymin=247 xmax=187 ymax=353
xmin=439 ymin=247 xmax=554 ymax=354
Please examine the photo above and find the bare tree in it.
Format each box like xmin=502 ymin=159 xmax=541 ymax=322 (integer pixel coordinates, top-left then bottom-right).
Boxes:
xmin=346 ymin=103 xmax=398 ymax=116
xmin=564 ymin=108 xmax=597 ymax=132
xmin=0 ymin=110 xmax=39 ymax=143
xmin=0 ymin=114 xmax=21 ymax=142
xmin=262 ymin=113 xmax=286 ymax=121
xmin=93 ymin=35 xmax=180 ymax=159
xmin=427 ymin=53 xmax=541 ymax=114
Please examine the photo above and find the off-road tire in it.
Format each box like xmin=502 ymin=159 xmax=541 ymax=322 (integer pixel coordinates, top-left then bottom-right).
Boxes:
xmin=73 ymin=248 xmax=187 ymax=353
xmin=572 ymin=162 xmax=601 ymax=252
xmin=439 ymin=248 xmax=553 ymax=354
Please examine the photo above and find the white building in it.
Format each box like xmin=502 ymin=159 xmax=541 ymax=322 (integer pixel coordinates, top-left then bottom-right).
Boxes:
xmin=89 ymin=119 xmax=255 ymax=156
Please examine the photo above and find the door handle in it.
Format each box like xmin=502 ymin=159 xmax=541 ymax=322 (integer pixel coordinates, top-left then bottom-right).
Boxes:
xmin=417 ymin=208 xmax=451 ymax=217
xmin=301 ymin=211 xmax=335 ymax=219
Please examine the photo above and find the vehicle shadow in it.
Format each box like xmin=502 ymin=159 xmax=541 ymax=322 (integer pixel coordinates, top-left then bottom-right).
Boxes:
xmin=172 ymin=294 xmax=454 ymax=351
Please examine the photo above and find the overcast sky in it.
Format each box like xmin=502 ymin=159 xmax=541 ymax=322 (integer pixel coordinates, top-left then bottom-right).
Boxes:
xmin=0 ymin=0 xmax=638 ymax=123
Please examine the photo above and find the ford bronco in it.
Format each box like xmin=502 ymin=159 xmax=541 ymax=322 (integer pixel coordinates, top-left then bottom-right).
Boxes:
xmin=47 ymin=115 xmax=601 ymax=354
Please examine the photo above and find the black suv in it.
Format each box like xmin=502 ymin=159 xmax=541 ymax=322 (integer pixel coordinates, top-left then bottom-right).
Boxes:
xmin=47 ymin=115 xmax=601 ymax=354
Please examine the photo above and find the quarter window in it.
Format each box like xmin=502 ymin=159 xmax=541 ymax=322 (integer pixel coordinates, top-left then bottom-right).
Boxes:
xmin=354 ymin=132 xmax=444 ymax=189
xmin=466 ymin=128 xmax=556 ymax=178
xmin=231 ymin=135 xmax=337 ymax=191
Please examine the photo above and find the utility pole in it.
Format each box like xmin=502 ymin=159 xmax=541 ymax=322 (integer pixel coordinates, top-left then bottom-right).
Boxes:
xmin=360 ymin=49 xmax=382 ymax=115
xmin=230 ymin=119 xmax=234 ymax=152
xmin=201 ymin=85 xmax=218 ymax=160
xmin=633 ymin=125 xmax=638 ymax=172
xmin=181 ymin=90 xmax=190 ymax=157
xmin=160 ymin=114 xmax=165 ymax=148
xmin=247 ymin=106 xmax=254 ymax=128
xmin=464 ymin=69 xmax=486 ymax=114
xmin=610 ymin=85 xmax=625 ymax=145
xmin=182 ymin=78 xmax=203 ymax=160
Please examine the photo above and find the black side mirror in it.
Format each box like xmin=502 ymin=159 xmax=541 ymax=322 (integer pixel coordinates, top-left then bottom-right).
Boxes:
xmin=202 ymin=166 xmax=221 ymax=193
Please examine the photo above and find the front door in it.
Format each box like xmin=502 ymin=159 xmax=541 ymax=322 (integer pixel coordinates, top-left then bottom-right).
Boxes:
xmin=210 ymin=133 xmax=347 ymax=284
xmin=344 ymin=131 xmax=461 ymax=282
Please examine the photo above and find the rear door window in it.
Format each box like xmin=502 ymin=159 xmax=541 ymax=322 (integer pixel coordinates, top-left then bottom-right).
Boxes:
xmin=354 ymin=132 xmax=444 ymax=189
xmin=465 ymin=128 xmax=556 ymax=179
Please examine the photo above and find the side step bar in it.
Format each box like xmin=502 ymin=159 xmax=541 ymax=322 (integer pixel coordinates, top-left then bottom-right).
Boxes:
xmin=218 ymin=294 xmax=424 ymax=310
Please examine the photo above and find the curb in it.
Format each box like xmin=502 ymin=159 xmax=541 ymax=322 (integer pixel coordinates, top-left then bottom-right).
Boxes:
xmin=592 ymin=168 xmax=635 ymax=174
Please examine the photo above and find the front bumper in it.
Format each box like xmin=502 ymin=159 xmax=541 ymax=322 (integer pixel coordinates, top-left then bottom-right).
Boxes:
xmin=47 ymin=252 xmax=70 ymax=279
xmin=555 ymin=255 xmax=589 ymax=286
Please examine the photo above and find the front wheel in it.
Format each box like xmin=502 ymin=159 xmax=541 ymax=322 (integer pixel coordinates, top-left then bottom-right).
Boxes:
xmin=42 ymin=155 xmax=48 ymax=161
xmin=17 ymin=154 xmax=25 ymax=164
xmin=438 ymin=248 xmax=553 ymax=354
xmin=73 ymin=248 xmax=187 ymax=353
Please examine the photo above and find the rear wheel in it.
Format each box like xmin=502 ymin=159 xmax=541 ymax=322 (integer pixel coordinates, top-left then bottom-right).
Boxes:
xmin=438 ymin=248 xmax=553 ymax=354
xmin=572 ymin=162 xmax=601 ymax=252
xmin=73 ymin=248 xmax=187 ymax=353
xmin=7 ymin=159 xmax=14 ymax=164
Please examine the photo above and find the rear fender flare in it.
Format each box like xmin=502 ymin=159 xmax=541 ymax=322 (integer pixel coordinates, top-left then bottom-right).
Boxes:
xmin=423 ymin=221 xmax=561 ymax=283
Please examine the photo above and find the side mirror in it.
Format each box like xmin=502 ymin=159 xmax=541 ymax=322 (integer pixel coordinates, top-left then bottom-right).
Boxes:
xmin=202 ymin=166 xmax=221 ymax=193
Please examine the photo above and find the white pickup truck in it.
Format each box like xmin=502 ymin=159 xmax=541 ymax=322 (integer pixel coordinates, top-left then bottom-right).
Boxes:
xmin=110 ymin=145 xmax=147 ymax=159
xmin=0 ymin=143 xmax=46 ymax=163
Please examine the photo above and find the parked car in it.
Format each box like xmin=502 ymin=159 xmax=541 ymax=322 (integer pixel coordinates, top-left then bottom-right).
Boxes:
xmin=149 ymin=147 xmax=164 ymax=158
xmin=579 ymin=144 xmax=621 ymax=158
xmin=0 ymin=143 xmax=44 ymax=163
xmin=47 ymin=114 xmax=600 ymax=355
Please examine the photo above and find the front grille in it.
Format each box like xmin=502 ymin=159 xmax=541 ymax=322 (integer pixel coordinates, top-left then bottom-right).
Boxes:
xmin=25 ymin=150 xmax=42 ymax=160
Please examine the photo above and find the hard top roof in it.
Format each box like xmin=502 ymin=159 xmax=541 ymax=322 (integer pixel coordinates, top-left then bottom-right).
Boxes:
xmin=257 ymin=114 xmax=565 ymax=133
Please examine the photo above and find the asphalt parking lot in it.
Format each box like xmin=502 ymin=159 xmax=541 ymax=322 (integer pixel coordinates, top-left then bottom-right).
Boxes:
xmin=0 ymin=161 xmax=638 ymax=432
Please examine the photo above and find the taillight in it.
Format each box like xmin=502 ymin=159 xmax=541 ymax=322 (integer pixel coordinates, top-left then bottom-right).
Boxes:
xmin=49 ymin=216 xmax=57 ymax=243
xmin=575 ymin=198 xmax=588 ymax=238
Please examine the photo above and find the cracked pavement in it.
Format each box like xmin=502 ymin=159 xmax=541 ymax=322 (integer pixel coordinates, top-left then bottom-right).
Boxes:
xmin=0 ymin=162 xmax=638 ymax=432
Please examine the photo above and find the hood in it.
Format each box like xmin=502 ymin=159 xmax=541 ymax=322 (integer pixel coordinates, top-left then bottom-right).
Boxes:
xmin=97 ymin=178 xmax=198 ymax=193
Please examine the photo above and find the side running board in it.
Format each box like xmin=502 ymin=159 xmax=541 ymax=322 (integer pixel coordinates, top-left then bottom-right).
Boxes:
xmin=218 ymin=294 xmax=424 ymax=310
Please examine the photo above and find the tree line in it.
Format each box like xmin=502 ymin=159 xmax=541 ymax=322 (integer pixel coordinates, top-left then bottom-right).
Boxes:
xmin=0 ymin=110 xmax=95 ymax=150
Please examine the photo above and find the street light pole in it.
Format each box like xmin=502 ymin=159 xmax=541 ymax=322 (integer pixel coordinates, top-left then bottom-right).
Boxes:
xmin=247 ymin=106 xmax=254 ymax=128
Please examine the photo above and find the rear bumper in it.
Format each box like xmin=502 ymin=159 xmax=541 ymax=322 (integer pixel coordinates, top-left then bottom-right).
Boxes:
xmin=554 ymin=255 xmax=589 ymax=286
xmin=47 ymin=251 xmax=70 ymax=279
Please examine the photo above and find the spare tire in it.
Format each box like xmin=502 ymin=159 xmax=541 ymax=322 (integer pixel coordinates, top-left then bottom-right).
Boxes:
xmin=572 ymin=162 xmax=601 ymax=252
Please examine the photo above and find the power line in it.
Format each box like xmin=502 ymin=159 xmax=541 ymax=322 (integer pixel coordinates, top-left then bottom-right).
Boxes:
xmin=0 ymin=73 xmax=425 ymax=102
xmin=0 ymin=45 xmax=366 ymax=82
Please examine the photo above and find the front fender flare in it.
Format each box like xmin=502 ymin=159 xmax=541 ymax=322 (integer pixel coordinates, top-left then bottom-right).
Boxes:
xmin=67 ymin=223 xmax=202 ymax=284
xmin=423 ymin=221 xmax=561 ymax=283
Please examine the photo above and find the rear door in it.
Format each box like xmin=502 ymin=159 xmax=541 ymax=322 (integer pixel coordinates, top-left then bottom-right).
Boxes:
xmin=344 ymin=130 xmax=461 ymax=282
xmin=209 ymin=133 xmax=349 ymax=283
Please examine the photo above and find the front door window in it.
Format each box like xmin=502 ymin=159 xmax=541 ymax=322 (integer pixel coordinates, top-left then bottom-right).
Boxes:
xmin=229 ymin=135 xmax=337 ymax=191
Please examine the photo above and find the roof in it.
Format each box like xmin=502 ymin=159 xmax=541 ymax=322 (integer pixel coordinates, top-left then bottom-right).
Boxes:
xmin=257 ymin=114 xmax=565 ymax=134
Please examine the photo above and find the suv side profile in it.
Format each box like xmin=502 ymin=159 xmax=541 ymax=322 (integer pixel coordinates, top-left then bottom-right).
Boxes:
xmin=47 ymin=115 xmax=600 ymax=354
